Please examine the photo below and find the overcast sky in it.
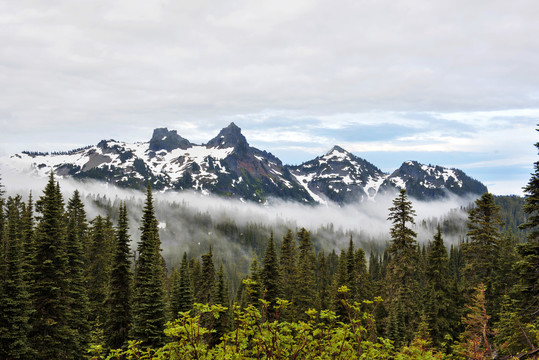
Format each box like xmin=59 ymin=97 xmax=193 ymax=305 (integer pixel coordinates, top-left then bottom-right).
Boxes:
xmin=1 ymin=0 xmax=538 ymax=195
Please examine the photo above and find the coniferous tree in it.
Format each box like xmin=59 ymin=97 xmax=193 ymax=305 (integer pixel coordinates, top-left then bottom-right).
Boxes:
xmin=353 ymin=247 xmax=372 ymax=303
xmin=385 ymin=189 xmax=420 ymax=345
xmin=105 ymin=203 xmax=132 ymax=350
xmin=30 ymin=172 xmax=73 ymax=359
xmin=0 ymin=196 xmax=32 ymax=359
xmin=345 ymin=237 xmax=357 ymax=299
xmin=170 ymin=252 xmax=194 ymax=317
xmin=332 ymin=249 xmax=349 ymax=319
xmin=515 ymin=130 xmax=539 ymax=327
xmin=448 ymin=244 xmax=464 ymax=282
xmin=190 ymin=258 xmax=202 ymax=297
xmin=317 ymin=251 xmax=331 ymax=312
xmin=0 ymin=192 xmax=4 ymax=254
xmin=198 ymin=247 xmax=216 ymax=305
xmin=260 ymin=232 xmax=282 ymax=315
xmin=212 ymin=264 xmax=230 ymax=345
xmin=65 ymin=191 xmax=91 ymax=357
xmin=463 ymin=192 xmax=504 ymax=316
xmin=131 ymin=184 xmax=166 ymax=348
xmin=20 ymin=194 xmax=35 ymax=285
xmin=240 ymin=254 xmax=261 ymax=307
xmin=424 ymin=225 xmax=457 ymax=347
xmin=294 ymin=227 xmax=318 ymax=320
xmin=87 ymin=215 xmax=112 ymax=327
xmin=456 ymin=283 xmax=494 ymax=359
xmin=279 ymin=229 xmax=297 ymax=305
xmin=494 ymin=295 xmax=538 ymax=357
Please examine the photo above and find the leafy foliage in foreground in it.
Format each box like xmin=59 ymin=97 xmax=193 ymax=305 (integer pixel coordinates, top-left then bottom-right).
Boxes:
xmin=90 ymin=286 xmax=448 ymax=360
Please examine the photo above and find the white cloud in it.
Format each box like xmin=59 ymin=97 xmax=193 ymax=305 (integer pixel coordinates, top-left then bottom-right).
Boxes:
xmin=1 ymin=0 xmax=538 ymax=195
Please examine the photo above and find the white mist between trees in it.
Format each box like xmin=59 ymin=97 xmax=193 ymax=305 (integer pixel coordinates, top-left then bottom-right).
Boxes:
xmin=1 ymin=165 xmax=476 ymax=271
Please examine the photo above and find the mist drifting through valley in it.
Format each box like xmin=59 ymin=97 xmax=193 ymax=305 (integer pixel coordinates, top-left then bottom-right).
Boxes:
xmin=1 ymin=165 xmax=475 ymax=270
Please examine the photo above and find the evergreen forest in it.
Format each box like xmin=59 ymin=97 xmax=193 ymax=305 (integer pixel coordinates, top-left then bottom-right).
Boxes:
xmin=1 ymin=138 xmax=538 ymax=360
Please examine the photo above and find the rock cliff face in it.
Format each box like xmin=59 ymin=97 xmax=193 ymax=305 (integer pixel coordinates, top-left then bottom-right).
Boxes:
xmin=149 ymin=128 xmax=192 ymax=152
xmin=4 ymin=123 xmax=487 ymax=204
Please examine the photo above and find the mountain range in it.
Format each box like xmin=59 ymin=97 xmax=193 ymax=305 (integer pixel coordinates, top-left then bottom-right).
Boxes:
xmin=3 ymin=123 xmax=487 ymax=204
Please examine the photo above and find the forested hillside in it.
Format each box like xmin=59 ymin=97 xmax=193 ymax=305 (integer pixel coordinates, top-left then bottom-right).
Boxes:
xmin=0 ymin=144 xmax=538 ymax=359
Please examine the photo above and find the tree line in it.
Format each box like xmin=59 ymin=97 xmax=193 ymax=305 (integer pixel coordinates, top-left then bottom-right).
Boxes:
xmin=1 ymin=136 xmax=539 ymax=358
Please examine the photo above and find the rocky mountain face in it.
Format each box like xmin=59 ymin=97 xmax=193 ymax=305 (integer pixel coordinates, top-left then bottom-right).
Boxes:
xmin=4 ymin=123 xmax=487 ymax=204
xmin=379 ymin=161 xmax=487 ymax=200
xmin=288 ymin=146 xmax=387 ymax=203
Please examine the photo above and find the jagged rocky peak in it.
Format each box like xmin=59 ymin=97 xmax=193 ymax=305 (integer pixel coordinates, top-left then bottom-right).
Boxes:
xmin=207 ymin=122 xmax=248 ymax=150
xmin=324 ymin=145 xmax=350 ymax=159
xmin=149 ymin=128 xmax=192 ymax=152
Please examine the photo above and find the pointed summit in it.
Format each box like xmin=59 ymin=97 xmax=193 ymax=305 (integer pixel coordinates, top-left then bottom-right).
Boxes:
xmin=207 ymin=122 xmax=249 ymax=151
xmin=325 ymin=145 xmax=348 ymax=157
xmin=149 ymin=128 xmax=191 ymax=152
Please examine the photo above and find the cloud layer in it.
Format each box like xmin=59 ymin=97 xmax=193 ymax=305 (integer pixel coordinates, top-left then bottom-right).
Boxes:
xmin=1 ymin=0 xmax=538 ymax=194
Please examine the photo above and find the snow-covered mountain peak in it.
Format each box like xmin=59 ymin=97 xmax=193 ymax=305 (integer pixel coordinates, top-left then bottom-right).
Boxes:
xmin=1 ymin=127 xmax=488 ymax=204
xmin=324 ymin=145 xmax=349 ymax=159
xmin=289 ymin=146 xmax=388 ymax=203
xmin=378 ymin=160 xmax=487 ymax=200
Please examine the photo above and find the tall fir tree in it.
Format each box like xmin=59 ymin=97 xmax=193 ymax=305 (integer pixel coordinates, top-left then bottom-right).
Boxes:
xmin=240 ymin=254 xmax=261 ymax=307
xmin=515 ymin=128 xmax=539 ymax=327
xmin=65 ymin=191 xmax=91 ymax=357
xmin=0 ymin=196 xmax=32 ymax=359
xmin=385 ymin=189 xmax=420 ymax=345
xmin=87 ymin=215 xmax=113 ymax=327
xmin=279 ymin=229 xmax=297 ymax=307
xmin=317 ymin=251 xmax=331 ymax=312
xmin=345 ymin=237 xmax=357 ymax=299
xmin=353 ymin=247 xmax=372 ymax=303
xmin=189 ymin=258 xmax=202 ymax=298
xmin=294 ymin=227 xmax=318 ymax=320
xmin=131 ymin=184 xmax=167 ymax=348
xmin=20 ymin=194 xmax=35 ymax=285
xmin=30 ymin=172 xmax=73 ymax=359
xmin=170 ymin=252 xmax=194 ymax=318
xmin=212 ymin=264 xmax=230 ymax=346
xmin=260 ymin=232 xmax=282 ymax=316
xmin=463 ymin=192 xmax=504 ymax=316
xmin=197 ymin=247 xmax=216 ymax=305
xmin=332 ymin=249 xmax=349 ymax=319
xmin=424 ymin=225 xmax=458 ymax=347
xmin=105 ymin=203 xmax=132 ymax=350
